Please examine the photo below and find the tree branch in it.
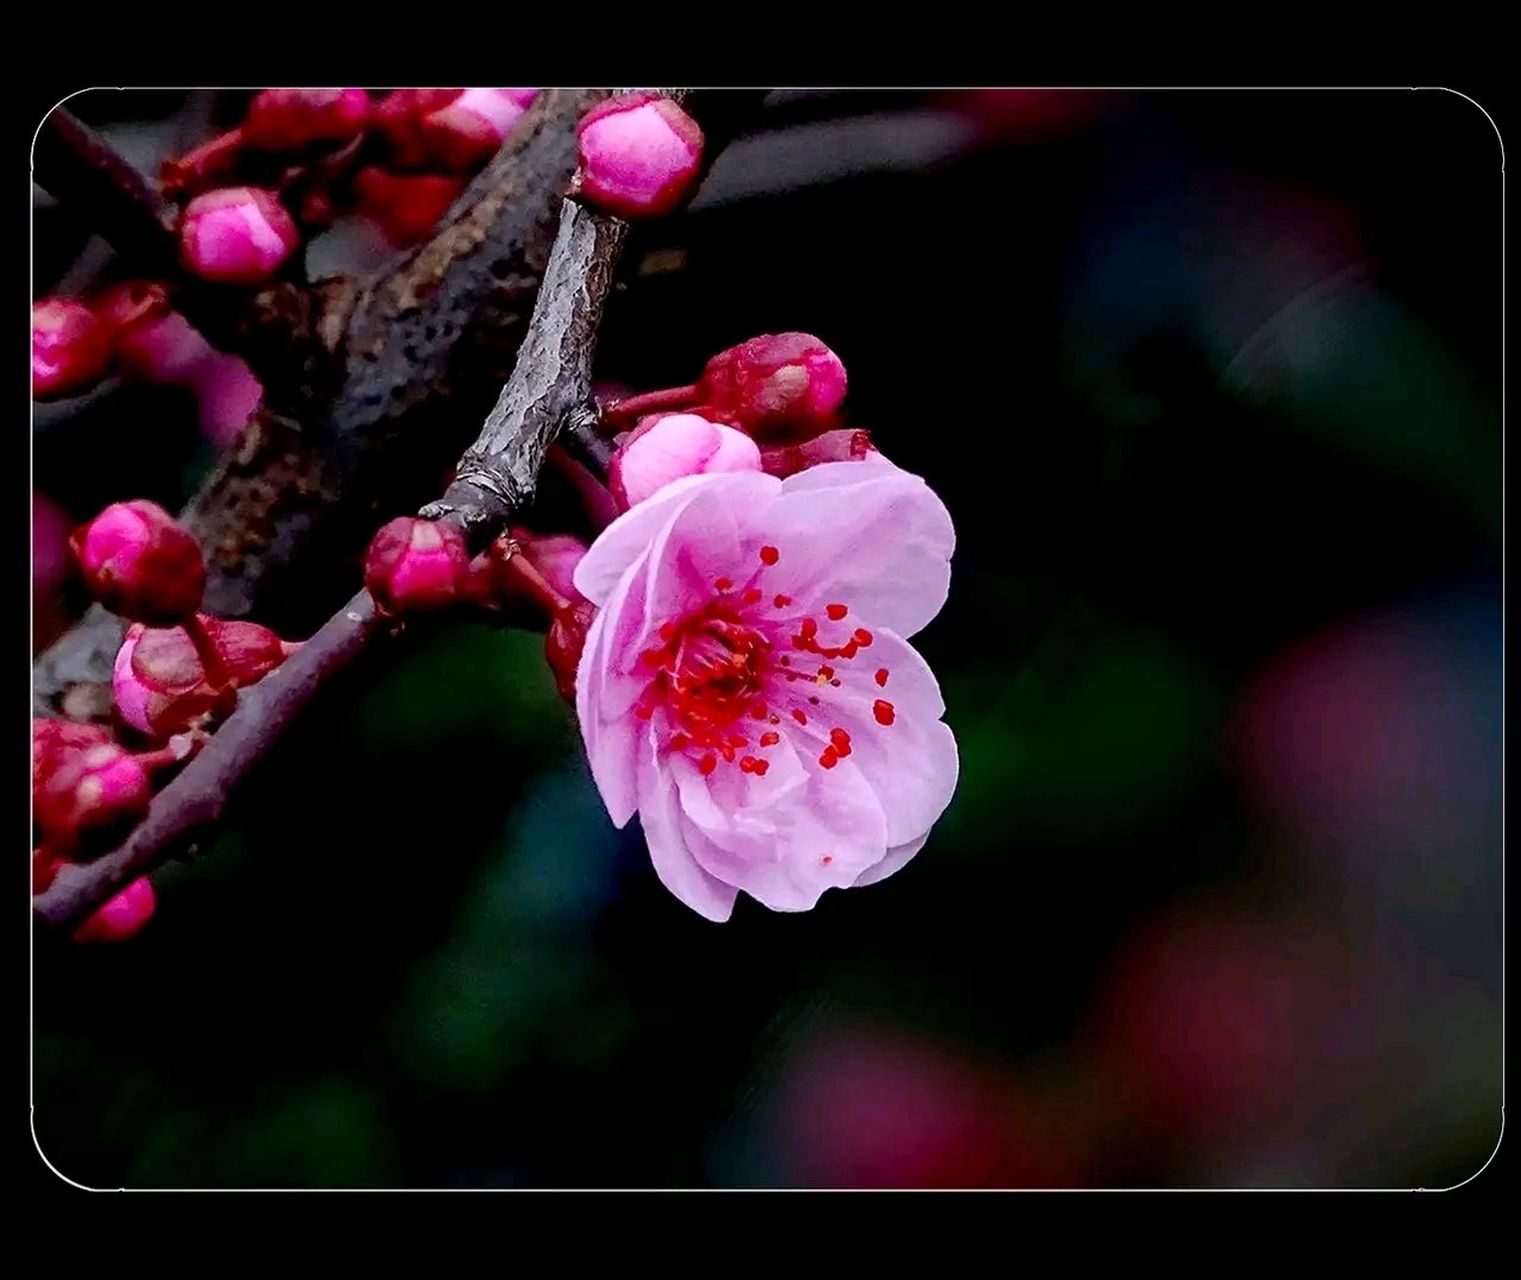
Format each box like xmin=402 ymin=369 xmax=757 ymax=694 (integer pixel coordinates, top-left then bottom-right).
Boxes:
xmin=34 ymin=196 xmax=631 ymax=934
xmin=33 ymin=91 xmax=765 ymax=724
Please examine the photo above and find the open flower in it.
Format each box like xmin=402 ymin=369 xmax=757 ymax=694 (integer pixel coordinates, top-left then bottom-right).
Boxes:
xmin=573 ymin=463 xmax=957 ymax=920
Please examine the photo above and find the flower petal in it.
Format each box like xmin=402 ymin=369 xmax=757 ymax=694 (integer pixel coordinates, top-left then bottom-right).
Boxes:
xmin=573 ymin=470 xmax=780 ymax=606
xmin=635 ymin=728 xmax=738 ymax=921
xmin=674 ymin=743 xmax=889 ymax=912
xmin=765 ymin=462 xmax=955 ymax=638
xmin=853 ymin=832 xmax=930 ymax=888
xmin=780 ymin=627 xmax=958 ymax=847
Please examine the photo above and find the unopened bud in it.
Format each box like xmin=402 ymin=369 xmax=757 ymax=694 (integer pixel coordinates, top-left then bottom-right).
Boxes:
xmin=243 ymin=88 xmax=370 ymax=150
xmin=34 ymin=741 xmax=154 ymax=855
xmin=179 ymin=187 xmax=300 ymax=285
xmin=32 ymin=298 xmax=112 ymax=400
xmin=364 ymin=517 xmax=471 ymax=615
xmin=73 ymin=877 xmax=157 ymax=944
xmin=71 ymin=500 xmax=206 ymax=624
xmin=609 ymin=412 xmax=762 ymax=510
xmin=353 ymin=166 xmax=467 ymax=245
xmin=696 ymin=332 xmax=848 ymax=441
xmin=114 ymin=616 xmax=294 ymax=738
xmin=573 ymin=92 xmax=705 ymax=219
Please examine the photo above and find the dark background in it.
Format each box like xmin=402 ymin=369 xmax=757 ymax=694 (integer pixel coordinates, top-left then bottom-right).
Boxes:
xmin=32 ymin=89 xmax=1503 ymax=1188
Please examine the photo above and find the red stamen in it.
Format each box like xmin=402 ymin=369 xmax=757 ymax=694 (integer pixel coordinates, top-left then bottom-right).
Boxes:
xmin=873 ymin=699 xmax=896 ymax=726
xmin=819 ymin=746 xmax=839 ymax=769
xmin=825 ymin=603 xmax=848 ymax=621
xmin=854 ymin=628 xmax=873 ymax=647
xmin=774 ymin=594 xmax=793 ymax=608
xmin=875 ymin=668 xmax=890 ymax=687
xmin=759 ymin=545 xmax=780 ymax=566
xmin=760 ymin=731 xmax=780 ymax=747
xmin=830 ymin=727 xmax=852 ymax=757
xmin=699 ymin=753 xmax=717 ymax=776
xmin=742 ymin=588 xmax=762 ymax=605
xmin=792 ymin=709 xmax=808 ymax=725
xmin=714 ymin=577 xmax=733 ymax=592
xmin=668 ymin=733 xmax=691 ymax=751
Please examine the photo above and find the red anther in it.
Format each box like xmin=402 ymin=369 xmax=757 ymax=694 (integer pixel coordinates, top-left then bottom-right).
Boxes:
xmin=830 ymin=727 xmax=853 ymax=758
xmin=875 ymin=668 xmax=890 ymax=687
xmin=825 ymin=603 xmax=848 ymax=621
xmin=792 ymin=709 xmax=808 ymax=725
xmin=799 ymin=618 xmax=818 ymax=639
xmin=699 ymin=753 xmax=717 ymax=776
xmin=714 ymin=577 xmax=733 ymax=592
xmin=774 ymin=594 xmax=793 ymax=608
xmin=809 ymin=695 xmax=821 ymax=705
xmin=818 ymin=746 xmax=840 ymax=769
xmin=874 ymin=699 xmax=896 ymax=726
xmin=751 ymin=758 xmax=770 ymax=776
xmin=760 ymin=731 xmax=780 ymax=747
xmin=854 ymin=628 xmax=874 ymax=647
xmin=742 ymin=588 xmax=763 ymax=606
xmin=668 ymin=732 xmax=691 ymax=752
xmin=634 ymin=703 xmax=654 ymax=721
xmin=818 ymin=665 xmax=836 ymax=681
xmin=759 ymin=545 xmax=780 ymax=566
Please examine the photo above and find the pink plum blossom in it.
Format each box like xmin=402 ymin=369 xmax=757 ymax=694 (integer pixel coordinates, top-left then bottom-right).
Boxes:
xmin=609 ymin=412 xmax=762 ymax=510
xmin=573 ymin=462 xmax=957 ymax=920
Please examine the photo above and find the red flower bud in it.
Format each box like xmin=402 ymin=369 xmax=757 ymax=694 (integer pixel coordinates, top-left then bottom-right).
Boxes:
xmin=573 ymin=92 xmax=705 ymax=219
xmin=179 ymin=187 xmax=300 ymax=285
xmin=696 ymin=332 xmax=848 ymax=441
xmin=114 ymin=616 xmax=294 ymax=738
xmin=33 ymin=718 xmax=114 ymax=795
xmin=71 ymin=500 xmax=206 ymax=624
xmin=353 ymin=167 xmax=467 ymax=245
xmin=35 ymin=740 xmax=154 ymax=855
xmin=32 ymin=298 xmax=113 ymax=400
xmin=372 ymin=89 xmax=464 ymax=168
xmin=242 ymin=88 xmax=371 ymax=151
xmin=759 ymin=428 xmax=881 ymax=478
xmin=364 ymin=517 xmax=471 ymax=615
xmin=546 ymin=599 xmax=597 ymax=703
xmin=73 ymin=877 xmax=157 ymax=943
xmin=413 ymin=88 xmax=532 ymax=170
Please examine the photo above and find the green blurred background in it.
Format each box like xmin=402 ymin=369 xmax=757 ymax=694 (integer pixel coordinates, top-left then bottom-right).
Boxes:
xmin=33 ymin=89 xmax=1502 ymax=1187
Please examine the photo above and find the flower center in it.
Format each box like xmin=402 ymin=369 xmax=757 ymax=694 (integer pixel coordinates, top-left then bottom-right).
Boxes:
xmin=633 ymin=544 xmax=897 ymax=780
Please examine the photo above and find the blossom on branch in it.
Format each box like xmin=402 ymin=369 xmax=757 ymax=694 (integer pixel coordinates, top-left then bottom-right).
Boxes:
xmin=573 ymin=463 xmax=958 ymax=920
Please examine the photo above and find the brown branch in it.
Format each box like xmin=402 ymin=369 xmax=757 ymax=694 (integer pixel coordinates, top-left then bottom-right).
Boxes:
xmin=34 ymin=197 xmax=631 ymax=934
xmin=33 ymin=91 xmax=766 ymax=725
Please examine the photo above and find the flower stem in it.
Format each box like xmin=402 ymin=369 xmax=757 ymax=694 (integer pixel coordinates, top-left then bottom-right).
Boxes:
xmin=182 ymin=614 xmax=233 ymax=693
xmin=598 ymin=383 xmax=699 ymax=432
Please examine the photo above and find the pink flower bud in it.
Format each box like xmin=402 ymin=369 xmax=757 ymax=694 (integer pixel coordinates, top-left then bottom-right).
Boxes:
xmin=73 ymin=877 xmax=157 ymax=943
xmin=32 ymin=298 xmax=112 ymax=400
xmin=414 ymin=88 xmax=532 ymax=170
xmin=696 ymin=332 xmax=848 ymax=441
xmin=33 ymin=718 xmax=114 ymax=796
xmin=179 ymin=187 xmax=300 ymax=285
xmin=573 ymin=92 xmax=705 ymax=219
xmin=35 ymin=740 xmax=154 ymax=855
xmin=364 ymin=516 xmax=471 ymax=615
xmin=759 ymin=428 xmax=883 ymax=478
xmin=242 ymin=88 xmax=371 ymax=150
xmin=546 ymin=599 xmax=597 ymax=703
xmin=114 ymin=616 xmax=293 ymax=738
xmin=608 ymin=412 xmax=762 ymax=510
xmin=71 ymin=500 xmax=206 ymax=624
xmin=353 ymin=167 xmax=467 ymax=245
